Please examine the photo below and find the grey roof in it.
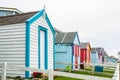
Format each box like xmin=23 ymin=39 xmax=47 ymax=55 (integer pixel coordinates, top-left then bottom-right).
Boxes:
xmin=91 ymin=47 xmax=104 ymax=54
xmin=0 ymin=11 xmax=38 ymax=26
xmin=55 ymin=32 xmax=77 ymax=44
xmin=81 ymin=42 xmax=89 ymax=48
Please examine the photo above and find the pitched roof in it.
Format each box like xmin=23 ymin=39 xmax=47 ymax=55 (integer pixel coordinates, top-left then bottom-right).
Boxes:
xmin=91 ymin=47 xmax=104 ymax=54
xmin=81 ymin=42 xmax=89 ymax=48
xmin=91 ymin=47 xmax=101 ymax=52
xmin=55 ymin=32 xmax=77 ymax=44
xmin=0 ymin=11 xmax=38 ymax=26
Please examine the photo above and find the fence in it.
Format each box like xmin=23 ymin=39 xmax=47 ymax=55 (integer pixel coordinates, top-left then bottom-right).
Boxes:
xmin=55 ymin=62 xmax=116 ymax=72
xmin=55 ymin=62 xmax=118 ymax=77
xmin=0 ymin=62 xmax=119 ymax=80
xmin=0 ymin=62 xmax=53 ymax=80
xmin=112 ymin=63 xmax=119 ymax=80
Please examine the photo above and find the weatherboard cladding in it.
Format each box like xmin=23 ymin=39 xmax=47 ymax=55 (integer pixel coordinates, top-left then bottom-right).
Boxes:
xmin=0 ymin=11 xmax=38 ymax=25
xmin=0 ymin=23 xmax=25 ymax=76
xmin=55 ymin=32 xmax=77 ymax=44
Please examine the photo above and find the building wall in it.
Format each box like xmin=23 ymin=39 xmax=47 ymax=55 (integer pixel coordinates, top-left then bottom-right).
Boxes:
xmin=0 ymin=23 xmax=26 ymax=77
xmin=30 ymin=15 xmax=53 ymax=70
xmin=73 ymin=45 xmax=80 ymax=70
xmin=73 ymin=34 xmax=80 ymax=69
xmin=86 ymin=45 xmax=91 ymax=64
xmin=55 ymin=44 xmax=72 ymax=69
xmin=90 ymin=52 xmax=98 ymax=64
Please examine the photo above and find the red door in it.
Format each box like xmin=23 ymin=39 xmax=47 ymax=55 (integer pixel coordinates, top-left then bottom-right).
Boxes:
xmin=75 ymin=56 xmax=78 ymax=69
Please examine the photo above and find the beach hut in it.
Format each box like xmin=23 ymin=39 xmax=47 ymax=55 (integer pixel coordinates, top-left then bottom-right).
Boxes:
xmin=91 ymin=47 xmax=104 ymax=64
xmin=55 ymin=32 xmax=81 ymax=70
xmin=80 ymin=42 xmax=91 ymax=68
xmin=0 ymin=9 xmax=55 ymax=77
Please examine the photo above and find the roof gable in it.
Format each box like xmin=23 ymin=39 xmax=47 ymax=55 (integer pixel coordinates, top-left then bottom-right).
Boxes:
xmin=73 ymin=33 xmax=80 ymax=46
xmin=0 ymin=9 xmax=55 ymax=35
xmin=27 ymin=9 xmax=55 ymax=35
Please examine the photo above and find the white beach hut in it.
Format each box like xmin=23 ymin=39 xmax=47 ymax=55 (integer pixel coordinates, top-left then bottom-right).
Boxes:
xmin=0 ymin=9 xmax=55 ymax=77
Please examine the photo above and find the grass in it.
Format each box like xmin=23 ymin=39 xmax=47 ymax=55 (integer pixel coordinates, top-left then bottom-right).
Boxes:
xmin=69 ymin=66 xmax=114 ymax=78
xmin=54 ymin=76 xmax=84 ymax=80
xmin=84 ymin=67 xmax=114 ymax=73
xmin=70 ymin=70 xmax=113 ymax=78
xmin=84 ymin=66 xmax=115 ymax=73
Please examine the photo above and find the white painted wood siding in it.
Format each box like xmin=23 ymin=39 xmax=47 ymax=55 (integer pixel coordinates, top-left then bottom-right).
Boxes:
xmin=0 ymin=23 xmax=25 ymax=77
xmin=30 ymin=16 xmax=53 ymax=70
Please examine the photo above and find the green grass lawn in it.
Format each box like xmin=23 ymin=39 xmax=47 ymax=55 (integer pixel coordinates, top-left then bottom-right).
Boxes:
xmin=84 ymin=67 xmax=114 ymax=73
xmin=70 ymin=70 xmax=113 ymax=78
xmin=57 ymin=65 xmax=114 ymax=78
xmin=69 ymin=66 xmax=114 ymax=78
xmin=54 ymin=76 xmax=84 ymax=80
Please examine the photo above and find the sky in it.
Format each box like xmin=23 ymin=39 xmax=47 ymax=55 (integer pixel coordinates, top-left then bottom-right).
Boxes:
xmin=0 ymin=0 xmax=120 ymax=58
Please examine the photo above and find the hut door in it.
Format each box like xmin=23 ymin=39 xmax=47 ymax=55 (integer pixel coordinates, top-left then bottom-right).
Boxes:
xmin=38 ymin=26 xmax=48 ymax=70
xmin=40 ymin=30 xmax=45 ymax=69
xmin=75 ymin=56 xmax=78 ymax=69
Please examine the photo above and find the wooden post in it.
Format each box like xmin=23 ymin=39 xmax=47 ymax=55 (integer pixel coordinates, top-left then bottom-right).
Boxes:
xmin=68 ymin=64 xmax=71 ymax=73
xmin=1 ymin=62 xmax=7 ymax=80
xmin=48 ymin=69 xmax=53 ymax=80
xmin=92 ymin=65 xmax=94 ymax=74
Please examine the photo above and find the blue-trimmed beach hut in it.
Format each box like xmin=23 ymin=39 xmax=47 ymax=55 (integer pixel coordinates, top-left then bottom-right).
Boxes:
xmin=0 ymin=9 xmax=55 ymax=77
xmin=55 ymin=32 xmax=81 ymax=70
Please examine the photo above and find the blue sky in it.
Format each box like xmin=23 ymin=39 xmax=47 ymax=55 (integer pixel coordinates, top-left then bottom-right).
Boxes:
xmin=0 ymin=0 xmax=120 ymax=58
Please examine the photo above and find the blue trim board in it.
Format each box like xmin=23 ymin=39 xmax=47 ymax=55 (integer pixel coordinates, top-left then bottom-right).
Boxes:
xmin=25 ymin=22 xmax=30 ymax=78
xmin=25 ymin=9 xmax=54 ymax=78
xmin=45 ymin=14 xmax=55 ymax=35
xmin=45 ymin=12 xmax=56 ymax=69
xmin=71 ymin=44 xmax=74 ymax=69
xmin=26 ymin=10 xmax=44 ymax=23
xmin=25 ymin=10 xmax=44 ymax=78
xmin=38 ymin=26 xmax=48 ymax=70
xmin=45 ymin=30 xmax=48 ymax=69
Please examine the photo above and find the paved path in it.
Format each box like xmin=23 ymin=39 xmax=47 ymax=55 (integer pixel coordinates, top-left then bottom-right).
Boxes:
xmin=54 ymin=71 xmax=112 ymax=80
